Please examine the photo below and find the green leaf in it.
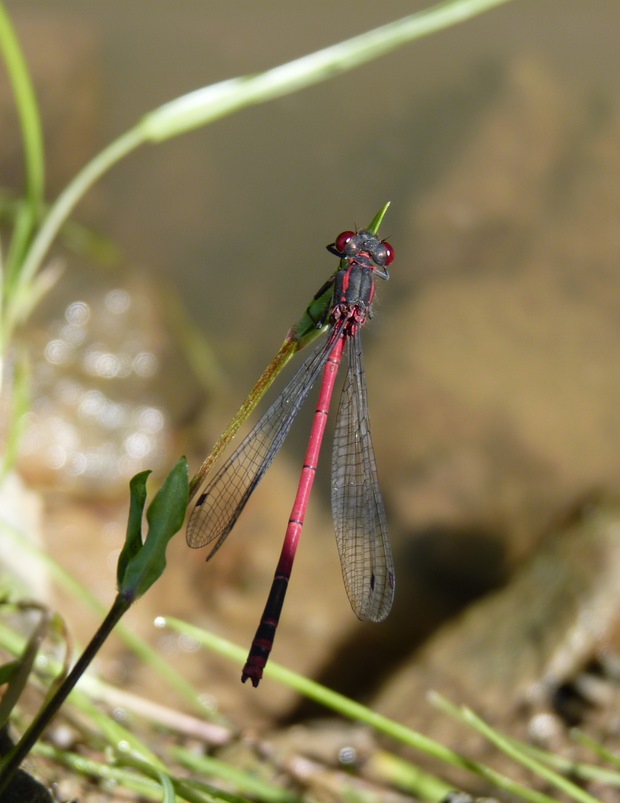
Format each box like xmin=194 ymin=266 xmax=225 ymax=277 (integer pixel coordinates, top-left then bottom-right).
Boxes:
xmin=116 ymin=470 xmax=151 ymax=588
xmin=118 ymin=458 xmax=189 ymax=603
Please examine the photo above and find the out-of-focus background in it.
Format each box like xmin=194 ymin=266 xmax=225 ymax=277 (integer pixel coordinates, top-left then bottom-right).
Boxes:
xmin=4 ymin=0 xmax=620 ymax=769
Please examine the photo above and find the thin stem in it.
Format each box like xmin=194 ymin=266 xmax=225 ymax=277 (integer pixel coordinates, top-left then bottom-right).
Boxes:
xmin=0 ymin=594 xmax=130 ymax=794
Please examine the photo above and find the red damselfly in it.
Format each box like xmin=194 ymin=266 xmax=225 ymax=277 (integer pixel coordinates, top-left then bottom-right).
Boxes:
xmin=187 ymin=206 xmax=395 ymax=686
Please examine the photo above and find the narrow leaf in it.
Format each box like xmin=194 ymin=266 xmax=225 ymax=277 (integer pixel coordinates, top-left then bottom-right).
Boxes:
xmin=119 ymin=458 xmax=189 ymax=602
xmin=116 ymin=470 xmax=150 ymax=587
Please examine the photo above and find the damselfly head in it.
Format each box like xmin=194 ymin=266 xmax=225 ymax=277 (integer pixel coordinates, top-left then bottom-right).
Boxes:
xmin=329 ymin=229 xmax=395 ymax=268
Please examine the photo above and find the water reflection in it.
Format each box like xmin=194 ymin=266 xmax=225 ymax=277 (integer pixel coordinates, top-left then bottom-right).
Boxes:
xmin=21 ymin=281 xmax=174 ymax=490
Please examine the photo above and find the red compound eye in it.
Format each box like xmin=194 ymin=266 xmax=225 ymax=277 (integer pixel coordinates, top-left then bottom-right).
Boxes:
xmin=382 ymin=240 xmax=395 ymax=266
xmin=334 ymin=230 xmax=356 ymax=254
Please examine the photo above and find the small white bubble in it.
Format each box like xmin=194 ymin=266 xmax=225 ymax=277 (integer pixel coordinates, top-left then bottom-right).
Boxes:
xmin=47 ymin=416 xmax=79 ymax=449
xmin=154 ymin=616 xmax=167 ymax=629
xmin=137 ymin=406 xmax=164 ymax=433
xmin=133 ymin=351 xmax=158 ymax=378
xmin=105 ymin=289 xmax=131 ymax=315
xmin=99 ymin=400 xmax=125 ymax=430
xmin=115 ymin=352 xmax=134 ymax=378
xmin=60 ymin=322 xmax=86 ymax=347
xmin=100 ymin=353 xmax=121 ymax=378
xmin=79 ymin=389 xmax=106 ymax=418
xmin=49 ymin=723 xmax=74 ymax=750
xmin=65 ymin=300 xmax=90 ymax=326
xmin=83 ymin=349 xmax=102 ymax=376
xmin=45 ymin=339 xmax=71 ymax=365
xmin=47 ymin=445 xmax=67 ymax=470
xmin=339 ymin=746 xmax=357 ymax=765
xmin=112 ymin=707 xmax=128 ymax=723
xmin=124 ymin=431 xmax=153 ymax=459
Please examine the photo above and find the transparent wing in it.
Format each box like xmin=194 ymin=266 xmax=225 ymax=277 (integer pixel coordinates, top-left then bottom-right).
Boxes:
xmin=331 ymin=333 xmax=395 ymax=621
xmin=187 ymin=331 xmax=339 ymax=558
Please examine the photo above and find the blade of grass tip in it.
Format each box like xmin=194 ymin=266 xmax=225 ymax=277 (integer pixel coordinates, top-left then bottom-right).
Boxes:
xmin=366 ymin=201 xmax=390 ymax=235
xmin=431 ymin=693 xmax=599 ymax=803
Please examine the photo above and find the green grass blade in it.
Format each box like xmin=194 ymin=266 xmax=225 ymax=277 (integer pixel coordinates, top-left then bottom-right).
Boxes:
xmin=511 ymin=737 xmax=620 ymax=790
xmin=33 ymin=742 xmax=170 ymax=800
xmin=173 ymin=746 xmax=305 ymax=803
xmin=432 ymin=694 xmax=600 ymax=803
xmin=0 ymin=3 xmax=44 ymax=214
xmin=143 ymin=0 xmax=514 ymax=141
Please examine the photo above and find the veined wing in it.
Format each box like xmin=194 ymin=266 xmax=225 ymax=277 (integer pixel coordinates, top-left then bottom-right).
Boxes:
xmin=331 ymin=332 xmax=395 ymax=621
xmin=187 ymin=327 xmax=341 ymax=558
